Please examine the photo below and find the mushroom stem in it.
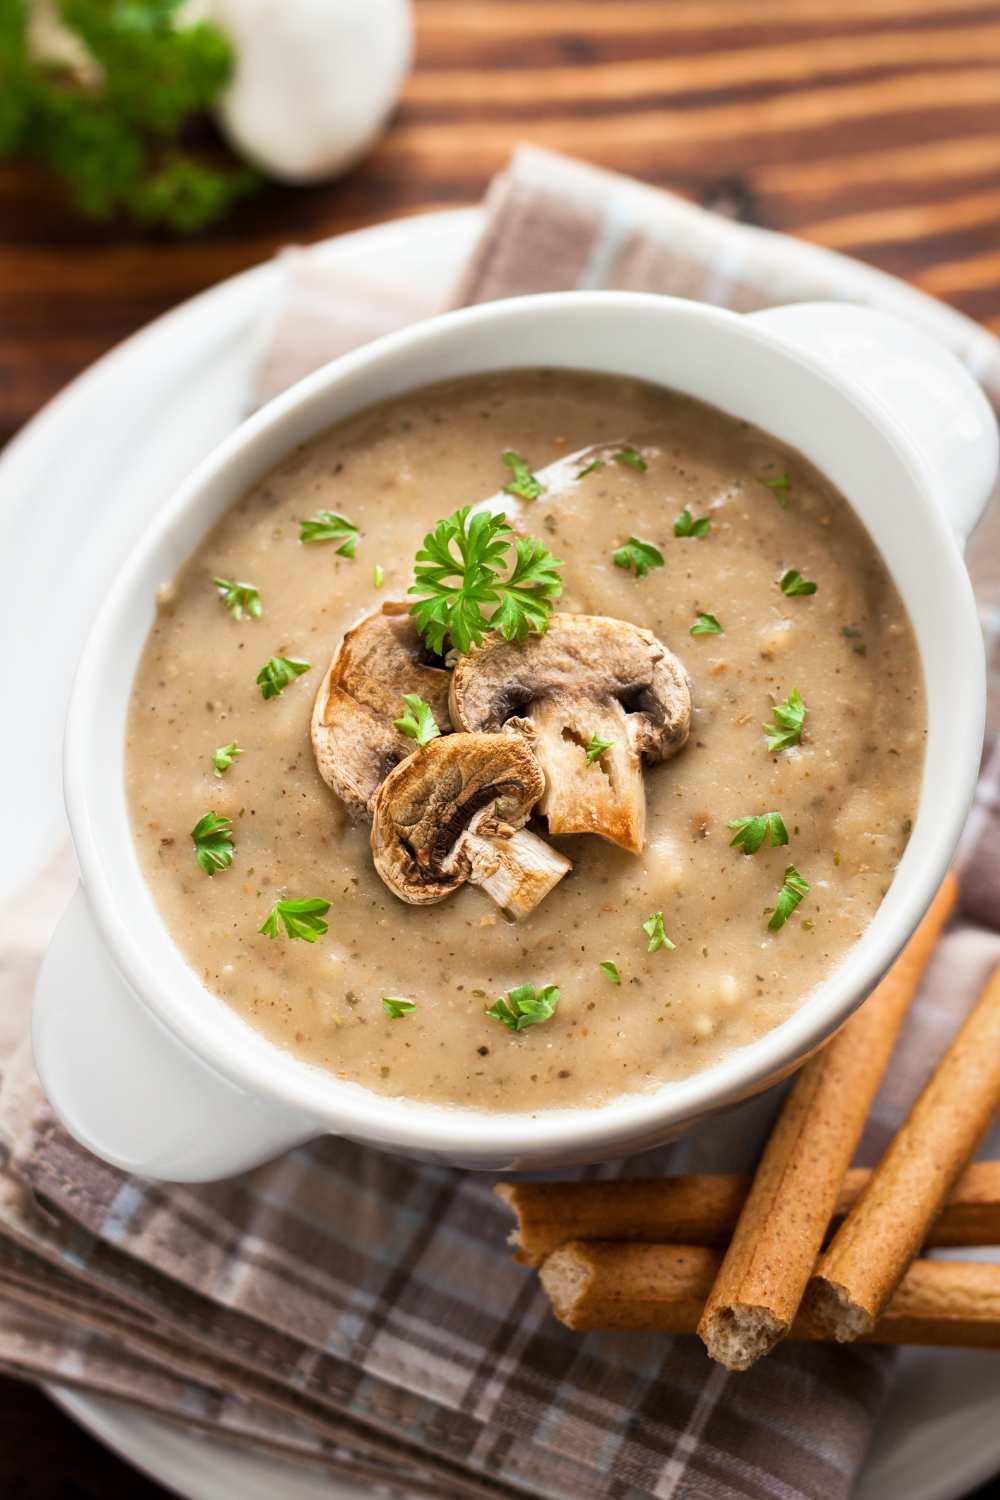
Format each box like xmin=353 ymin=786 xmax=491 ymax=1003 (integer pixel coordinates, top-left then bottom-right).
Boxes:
xmin=458 ymin=828 xmax=572 ymax=921
xmin=529 ymin=698 xmax=646 ymax=855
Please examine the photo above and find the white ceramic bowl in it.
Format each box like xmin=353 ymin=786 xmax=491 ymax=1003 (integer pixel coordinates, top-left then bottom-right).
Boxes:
xmin=34 ymin=293 xmax=997 ymax=1181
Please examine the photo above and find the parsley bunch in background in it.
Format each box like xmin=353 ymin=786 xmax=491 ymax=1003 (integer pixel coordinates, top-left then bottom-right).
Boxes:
xmin=0 ymin=0 xmax=258 ymax=232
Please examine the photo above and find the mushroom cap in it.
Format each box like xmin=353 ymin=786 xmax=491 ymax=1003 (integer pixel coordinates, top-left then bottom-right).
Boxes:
xmin=448 ymin=613 xmax=691 ymax=763
xmin=311 ymin=603 xmax=451 ymax=818
xmin=370 ymin=732 xmax=545 ymax=906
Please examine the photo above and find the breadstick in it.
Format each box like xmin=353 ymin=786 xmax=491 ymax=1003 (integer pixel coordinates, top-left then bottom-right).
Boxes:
xmin=808 ymin=960 xmax=1000 ymax=1341
xmin=695 ymin=873 xmax=957 ymax=1369
xmin=541 ymin=1240 xmax=1000 ymax=1347
xmin=497 ymin=1159 xmax=1000 ymax=1266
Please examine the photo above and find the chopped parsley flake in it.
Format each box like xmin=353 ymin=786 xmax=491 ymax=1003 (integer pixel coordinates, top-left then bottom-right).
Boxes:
xmin=727 ymin=810 xmax=789 ymax=855
xmin=585 ymin=733 xmax=615 ymax=767
xmin=614 ymin=446 xmax=647 ymax=472
xmin=259 ymin=897 xmax=331 ymax=942
xmin=383 ymin=997 xmax=416 ymax=1019
xmin=780 ymin=569 xmax=817 ymax=597
xmin=599 ymin=961 xmax=621 ymax=985
xmin=762 ymin=472 xmax=791 ymax=507
xmin=373 ymin=564 xmax=385 ymax=588
xmin=212 ymin=741 xmax=243 ymax=778
xmin=299 ymin=511 xmax=359 ymax=555
xmin=613 ymin=536 xmax=664 ymax=578
xmin=486 ymin=982 xmax=560 ymax=1032
xmin=690 ymin=612 xmax=723 ymax=636
xmin=393 ymin=694 xmax=441 ymax=748
xmin=190 ymin=812 xmax=234 ymax=876
xmin=643 ymin=911 xmax=676 ymax=953
xmin=764 ymin=688 xmax=807 ymax=752
xmin=576 ymin=458 xmax=605 ymax=479
xmin=213 ymin=577 xmax=261 ymax=621
xmin=768 ymin=866 xmax=810 ymax=931
xmin=256 ymin=656 xmax=311 ymax=700
xmin=502 ymin=450 xmax=544 ymax=501
xmin=674 ymin=507 xmax=711 ymax=539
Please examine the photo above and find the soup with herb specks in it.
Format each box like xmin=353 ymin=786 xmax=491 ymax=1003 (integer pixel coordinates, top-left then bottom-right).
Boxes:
xmin=125 ymin=370 xmax=925 ymax=1112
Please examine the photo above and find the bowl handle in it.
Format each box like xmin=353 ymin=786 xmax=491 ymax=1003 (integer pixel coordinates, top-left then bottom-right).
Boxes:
xmin=33 ymin=886 xmax=320 ymax=1182
xmin=746 ymin=302 xmax=999 ymax=546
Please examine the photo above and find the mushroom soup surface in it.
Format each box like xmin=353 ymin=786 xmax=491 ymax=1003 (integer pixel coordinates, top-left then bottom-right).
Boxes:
xmin=125 ymin=369 xmax=925 ymax=1111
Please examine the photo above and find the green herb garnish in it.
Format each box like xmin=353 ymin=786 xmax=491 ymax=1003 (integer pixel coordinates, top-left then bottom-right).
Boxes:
xmin=486 ymin=982 xmax=560 ymax=1032
xmin=614 ymin=446 xmax=647 ymax=472
xmin=613 ymin=536 xmax=664 ymax=579
xmin=727 ymin=811 xmax=789 ymax=855
xmin=259 ymin=897 xmax=331 ymax=942
xmin=599 ymin=961 xmax=621 ymax=985
xmin=212 ymin=741 xmax=243 ymax=778
xmin=408 ymin=507 xmax=562 ymax=655
xmin=256 ymin=656 xmax=311 ymax=700
xmin=299 ymin=511 xmax=358 ymax=555
xmin=373 ymin=564 xmax=385 ymax=588
xmin=383 ymin=997 xmax=416 ymax=1019
xmin=502 ymin=450 xmax=544 ymax=501
xmin=764 ymin=688 xmax=807 ymax=752
xmin=674 ymin=507 xmax=711 ymax=539
xmin=690 ymin=612 xmax=723 ymax=636
xmin=768 ymin=866 xmax=810 ymax=931
xmin=762 ymin=472 xmax=791 ymax=507
xmin=393 ymin=694 xmax=441 ymax=748
xmin=643 ymin=911 xmax=676 ymax=953
xmin=585 ymin=734 xmax=615 ymax=767
xmin=576 ymin=459 xmax=605 ymax=479
xmin=0 ymin=0 xmax=256 ymax=232
xmin=780 ymin=569 xmax=817 ymax=597
xmin=214 ymin=578 xmax=262 ymax=621
xmin=190 ymin=812 xmax=234 ymax=876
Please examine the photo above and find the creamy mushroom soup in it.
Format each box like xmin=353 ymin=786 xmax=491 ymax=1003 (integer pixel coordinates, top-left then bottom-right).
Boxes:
xmin=125 ymin=370 xmax=925 ymax=1112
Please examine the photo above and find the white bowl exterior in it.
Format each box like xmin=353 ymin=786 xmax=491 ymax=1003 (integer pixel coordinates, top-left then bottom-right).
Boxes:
xmin=60 ymin=293 xmax=987 ymax=1171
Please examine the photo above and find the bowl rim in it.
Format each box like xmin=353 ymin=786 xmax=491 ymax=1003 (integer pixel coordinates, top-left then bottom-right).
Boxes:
xmin=63 ymin=289 xmax=986 ymax=1158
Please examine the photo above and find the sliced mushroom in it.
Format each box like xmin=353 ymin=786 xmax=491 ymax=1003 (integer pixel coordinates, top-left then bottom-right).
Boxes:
xmin=311 ymin=602 xmax=452 ymax=818
xmin=371 ymin=732 xmax=570 ymax=918
xmin=449 ymin=613 xmax=692 ymax=855
xmin=312 ymin=606 xmax=571 ymax=917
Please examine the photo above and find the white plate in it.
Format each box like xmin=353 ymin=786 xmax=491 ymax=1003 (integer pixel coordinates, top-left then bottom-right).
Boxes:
xmin=2 ymin=206 xmax=997 ymax=1500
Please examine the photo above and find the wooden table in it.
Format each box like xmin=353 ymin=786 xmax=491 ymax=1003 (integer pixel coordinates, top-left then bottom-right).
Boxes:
xmin=5 ymin=0 xmax=1000 ymax=449
xmin=4 ymin=0 xmax=1000 ymax=1493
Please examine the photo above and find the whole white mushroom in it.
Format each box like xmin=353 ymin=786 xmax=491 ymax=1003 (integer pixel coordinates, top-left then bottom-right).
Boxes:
xmin=30 ymin=0 xmax=414 ymax=187
xmin=206 ymin=0 xmax=413 ymax=182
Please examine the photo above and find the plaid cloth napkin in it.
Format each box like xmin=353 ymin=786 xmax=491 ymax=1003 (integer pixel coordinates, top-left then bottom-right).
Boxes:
xmin=4 ymin=145 xmax=1000 ymax=1500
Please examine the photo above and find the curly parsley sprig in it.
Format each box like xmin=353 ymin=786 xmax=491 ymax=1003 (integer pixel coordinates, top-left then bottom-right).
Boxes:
xmin=408 ymin=507 xmax=562 ymax=655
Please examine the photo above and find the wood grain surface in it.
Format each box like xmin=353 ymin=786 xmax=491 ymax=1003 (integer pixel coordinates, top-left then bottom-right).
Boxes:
xmin=4 ymin=1 xmax=1000 ymax=1495
xmin=5 ymin=0 xmax=1000 ymax=448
